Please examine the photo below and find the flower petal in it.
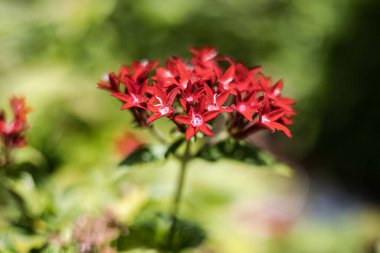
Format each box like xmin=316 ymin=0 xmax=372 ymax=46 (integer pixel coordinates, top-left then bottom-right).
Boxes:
xmin=185 ymin=126 xmax=196 ymax=140
xmin=147 ymin=113 xmax=163 ymax=124
xmin=199 ymin=124 xmax=214 ymax=136
xmin=203 ymin=110 xmax=220 ymax=122
xmin=216 ymin=91 xmax=230 ymax=105
xmin=174 ymin=115 xmax=191 ymax=125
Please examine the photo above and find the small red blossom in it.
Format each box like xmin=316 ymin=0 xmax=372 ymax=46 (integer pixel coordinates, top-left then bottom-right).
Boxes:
xmin=178 ymin=83 xmax=204 ymax=112
xmin=119 ymin=60 xmax=158 ymax=85
xmin=174 ymin=104 xmax=220 ymax=140
xmin=146 ymin=85 xmax=178 ymax=124
xmin=111 ymin=78 xmax=148 ymax=109
xmin=203 ymin=85 xmax=232 ymax=113
xmin=232 ymin=91 xmax=259 ymax=121
xmin=259 ymin=109 xmax=292 ymax=138
xmin=98 ymin=47 xmax=295 ymax=140
xmin=0 ymin=97 xmax=31 ymax=150
xmin=97 ymin=73 xmax=120 ymax=93
xmin=218 ymin=64 xmax=235 ymax=92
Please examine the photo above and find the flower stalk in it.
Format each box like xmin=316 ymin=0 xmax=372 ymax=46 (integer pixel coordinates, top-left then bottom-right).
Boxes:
xmin=168 ymin=140 xmax=192 ymax=251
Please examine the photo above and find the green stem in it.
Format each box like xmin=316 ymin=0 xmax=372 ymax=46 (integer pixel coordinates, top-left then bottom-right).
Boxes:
xmin=149 ymin=125 xmax=167 ymax=144
xmin=168 ymin=140 xmax=191 ymax=251
xmin=0 ymin=146 xmax=11 ymax=169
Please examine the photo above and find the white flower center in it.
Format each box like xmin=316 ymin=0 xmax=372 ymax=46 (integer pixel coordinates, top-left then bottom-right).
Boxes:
xmin=164 ymin=70 xmax=174 ymax=78
xmin=4 ymin=123 xmax=13 ymax=134
xmin=262 ymin=115 xmax=270 ymax=124
xmin=159 ymin=106 xmax=170 ymax=115
xmin=102 ymin=74 xmax=109 ymax=82
xmin=186 ymin=96 xmax=194 ymax=102
xmin=131 ymin=94 xmax=139 ymax=104
xmin=140 ymin=59 xmax=149 ymax=67
xmin=191 ymin=114 xmax=203 ymax=127
xmin=238 ymin=104 xmax=247 ymax=112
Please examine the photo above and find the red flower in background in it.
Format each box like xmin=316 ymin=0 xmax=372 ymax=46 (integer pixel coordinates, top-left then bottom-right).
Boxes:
xmin=98 ymin=47 xmax=296 ymax=140
xmin=114 ymin=131 xmax=145 ymax=158
xmin=0 ymin=97 xmax=31 ymax=150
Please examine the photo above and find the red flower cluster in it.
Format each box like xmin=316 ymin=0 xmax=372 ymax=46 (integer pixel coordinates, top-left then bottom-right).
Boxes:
xmin=98 ymin=48 xmax=295 ymax=140
xmin=0 ymin=97 xmax=31 ymax=149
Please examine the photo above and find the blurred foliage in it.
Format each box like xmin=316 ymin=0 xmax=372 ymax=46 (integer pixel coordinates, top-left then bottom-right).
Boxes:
xmin=1 ymin=0 xmax=380 ymax=252
xmin=117 ymin=212 xmax=206 ymax=252
xmin=196 ymin=139 xmax=275 ymax=166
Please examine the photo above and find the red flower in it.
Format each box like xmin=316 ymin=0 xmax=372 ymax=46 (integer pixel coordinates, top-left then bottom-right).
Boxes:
xmin=259 ymin=109 xmax=292 ymax=138
xmin=146 ymin=85 xmax=178 ymax=124
xmin=112 ymin=78 xmax=148 ymax=109
xmin=120 ymin=60 xmax=158 ymax=84
xmin=178 ymin=83 xmax=204 ymax=112
xmin=190 ymin=47 xmax=218 ymax=65
xmin=0 ymin=97 xmax=31 ymax=149
xmin=97 ymin=73 xmax=120 ymax=93
xmin=232 ymin=92 xmax=259 ymax=121
xmin=174 ymin=103 xmax=220 ymax=140
xmin=190 ymin=48 xmax=220 ymax=81
xmin=218 ymin=64 xmax=235 ymax=91
xmin=203 ymin=85 xmax=232 ymax=113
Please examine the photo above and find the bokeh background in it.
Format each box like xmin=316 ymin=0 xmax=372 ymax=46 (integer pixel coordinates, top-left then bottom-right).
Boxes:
xmin=1 ymin=0 xmax=380 ymax=252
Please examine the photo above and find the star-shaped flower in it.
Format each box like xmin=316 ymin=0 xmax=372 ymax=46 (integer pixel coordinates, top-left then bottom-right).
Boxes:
xmin=174 ymin=103 xmax=220 ymax=140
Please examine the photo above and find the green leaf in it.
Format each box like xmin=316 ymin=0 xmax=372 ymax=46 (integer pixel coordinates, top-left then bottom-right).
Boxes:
xmin=196 ymin=139 xmax=275 ymax=166
xmin=165 ymin=137 xmax=185 ymax=158
xmin=119 ymin=145 xmax=159 ymax=167
xmin=117 ymin=213 xmax=206 ymax=252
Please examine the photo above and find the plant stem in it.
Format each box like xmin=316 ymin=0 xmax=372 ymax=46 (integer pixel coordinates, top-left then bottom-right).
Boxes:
xmin=168 ymin=140 xmax=191 ymax=251
xmin=149 ymin=126 xmax=167 ymax=144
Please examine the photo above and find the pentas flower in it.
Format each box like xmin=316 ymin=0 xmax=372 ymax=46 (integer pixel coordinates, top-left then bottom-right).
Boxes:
xmin=203 ymin=85 xmax=232 ymax=113
xmin=258 ymin=109 xmax=292 ymax=138
xmin=120 ymin=60 xmax=158 ymax=84
xmin=0 ymin=97 xmax=31 ymax=150
xmin=190 ymin=47 xmax=218 ymax=65
xmin=98 ymin=73 xmax=120 ymax=93
xmin=174 ymin=104 xmax=220 ymax=140
xmin=179 ymin=84 xmax=204 ymax=112
xmin=232 ymin=92 xmax=258 ymax=121
xmin=217 ymin=64 xmax=235 ymax=92
xmin=98 ymin=47 xmax=295 ymax=140
xmin=112 ymin=78 xmax=148 ymax=110
xmin=146 ymin=86 xmax=178 ymax=124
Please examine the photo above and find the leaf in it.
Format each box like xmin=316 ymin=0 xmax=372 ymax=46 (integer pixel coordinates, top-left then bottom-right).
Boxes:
xmin=196 ymin=139 xmax=275 ymax=166
xmin=117 ymin=213 xmax=206 ymax=252
xmin=119 ymin=145 xmax=159 ymax=167
xmin=165 ymin=137 xmax=185 ymax=158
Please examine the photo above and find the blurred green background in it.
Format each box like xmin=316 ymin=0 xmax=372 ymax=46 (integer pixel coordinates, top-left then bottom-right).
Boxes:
xmin=1 ymin=0 xmax=380 ymax=252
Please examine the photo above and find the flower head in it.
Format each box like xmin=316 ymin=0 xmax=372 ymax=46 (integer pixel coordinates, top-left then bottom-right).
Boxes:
xmin=98 ymin=48 xmax=295 ymax=140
